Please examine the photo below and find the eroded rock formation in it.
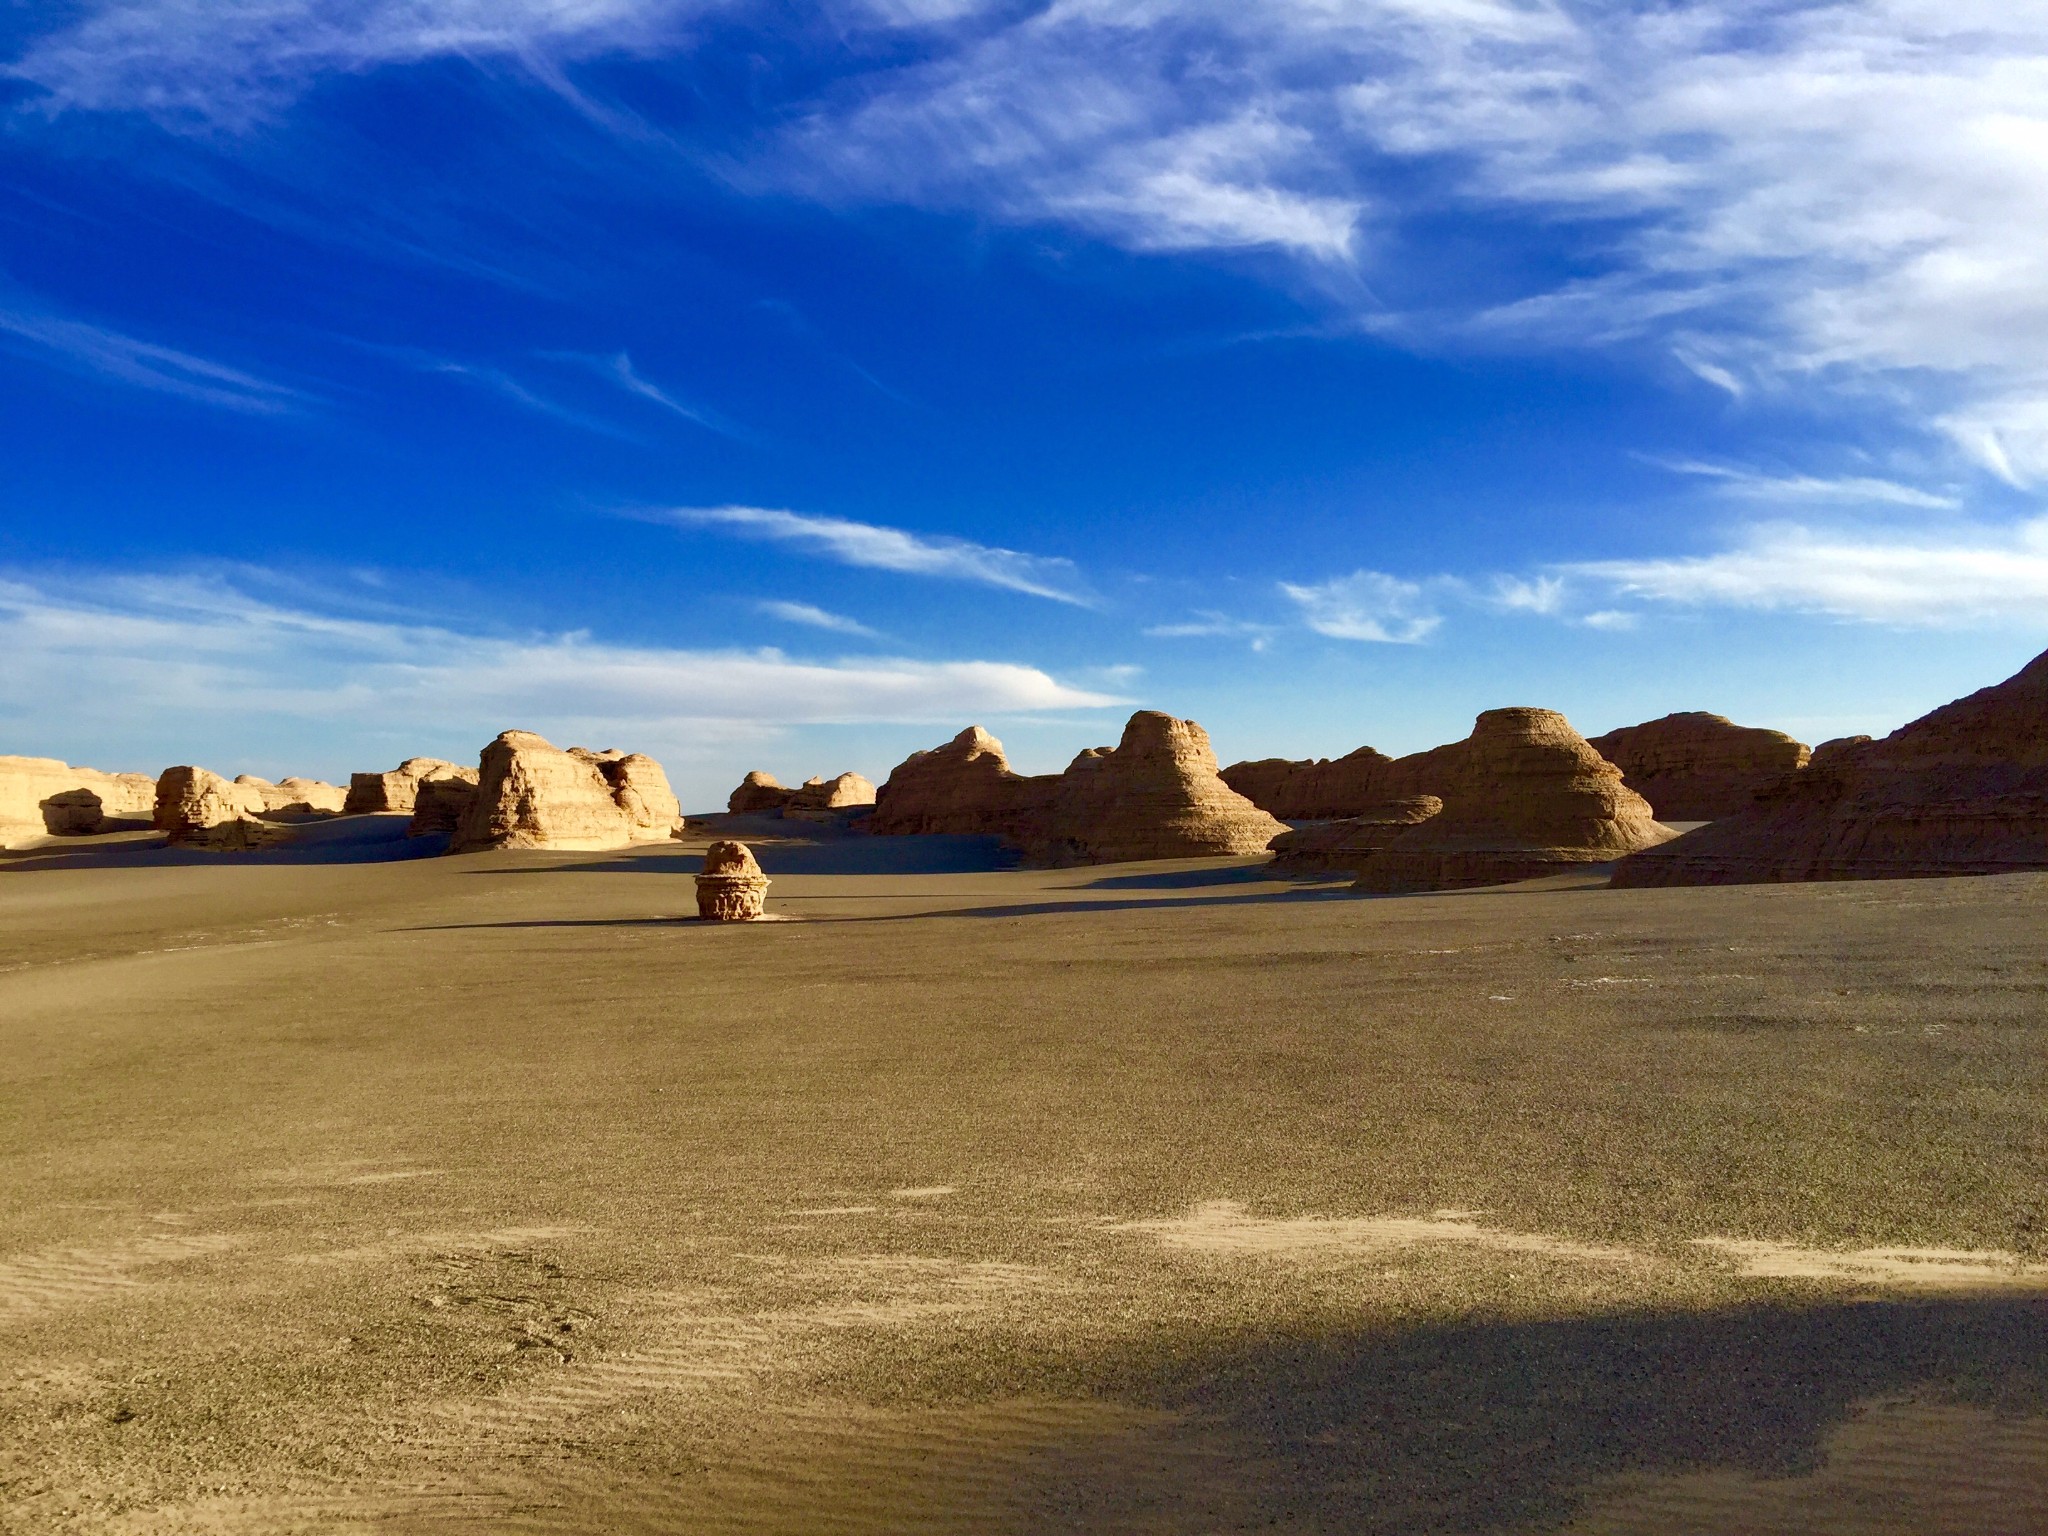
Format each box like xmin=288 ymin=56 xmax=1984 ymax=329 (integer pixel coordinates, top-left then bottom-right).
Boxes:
xmin=1354 ymin=709 xmax=1674 ymax=893
xmin=728 ymin=771 xmax=792 ymax=815
xmin=870 ymin=727 xmax=1041 ymax=838
xmin=234 ymin=775 xmax=348 ymax=817
xmin=1586 ymin=713 xmax=1810 ymax=821
xmin=697 ymin=839 xmax=770 ymax=920
xmin=407 ymin=769 xmax=481 ymax=837
xmin=344 ymin=758 xmax=466 ymax=815
xmin=785 ymin=772 xmax=877 ymax=823
xmin=1612 ymin=649 xmax=2048 ymax=887
xmin=1221 ymin=746 xmax=1400 ymax=820
xmin=153 ymin=767 xmax=287 ymax=850
xmin=451 ymin=732 xmax=680 ymax=853
xmin=0 ymin=756 xmax=156 ymax=846
xmin=1268 ymin=797 xmax=1444 ymax=874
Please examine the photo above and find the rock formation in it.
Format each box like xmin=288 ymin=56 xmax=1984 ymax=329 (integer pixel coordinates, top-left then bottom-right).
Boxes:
xmin=728 ymin=771 xmax=792 ymax=814
xmin=234 ymin=775 xmax=347 ymax=817
xmin=407 ymin=769 xmax=481 ymax=837
xmin=784 ymin=772 xmax=877 ymax=823
xmin=1586 ymin=713 xmax=1809 ymax=820
xmin=1612 ymin=648 xmax=2048 ymax=887
xmin=0 ymin=756 xmax=156 ymax=846
xmin=1354 ymin=709 xmax=1675 ymax=893
xmin=696 ymin=840 xmax=770 ymax=920
xmin=870 ymin=727 xmax=1043 ymax=838
xmin=1221 ymin=746 xmax=1401 ymax=820
xmin=450 ymin=732 xmax=681 ymax=853
xmin=153 ymin=767 xmax=288 ymax=850
xmin=1268 ymin=797 xmax=1444 ymax=874
xmin=344 ymin=758 xmax=467 ymax=815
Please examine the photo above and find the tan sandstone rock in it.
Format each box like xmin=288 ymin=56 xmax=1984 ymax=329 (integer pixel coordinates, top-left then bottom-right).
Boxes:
xmin=0 ymin=756 xmax=157 ymax=846
xmin=1354 ymin=709 xmax=1675 ymax=893
xmin=451 ymin=733 xmax=680 ymax=853
xmin=1612 ymin=648 xmax=2048 ymax=887
xmin=153 ymin=767 xmax=286 ymax=851
xmin=1587 ymin=713 xmax=1810 ymax=820
xmin=728 ymin=771 xmax=793 ymax=815
xmin=1268 ymin=797 xmax=1444 ymax=874
xmin=406 ymin=769 xmax=481 ymax=837
xmin=234 ymin=775 xmax=347 ymax=817
xmin=784 ymin=772 xmax=877 ymax=823
xmin=870 ymin=727 xmax=1045 ymax=838
xmin=344 ymin=758 xmax=466 ymax=815
xmin=1221 ymin=745 xmax=1400 ymax=820
xmin=697 ymin=840 xmax=770 ymax=920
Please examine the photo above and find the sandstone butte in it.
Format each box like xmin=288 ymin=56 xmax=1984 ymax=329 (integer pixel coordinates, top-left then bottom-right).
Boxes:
xmin=153 ymin=767 xmax=288 ymax=850
xmin=1612 ymin=646 xmax=2048 ymax=887
xmin=406 ymin=768 xmax=482 ymax=838
xmin=725 ymin=770 xmax=877 ymax=818
xmin=1585 ymin=712 xmax=1810 ymax=821
xmin=344 ymin=757 xmax=470 ymax=815
xmin=0 ymin=756 xmax=157 ymax=847
xmin=870 ymin=712 xmax=1285 ymax=865
xmin=232 ymin=774 xmax=349 ymax=817
xmin=1267 ymin=797 xmax=1444 ymax=874
xmin=449 ymin=732 xmax=681 ymax=853
xmin=1353 ymin=708 xmax=1676 ymax=893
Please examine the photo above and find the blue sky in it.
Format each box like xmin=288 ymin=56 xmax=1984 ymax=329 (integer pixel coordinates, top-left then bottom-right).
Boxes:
xmin=4 ymin=1 xmax=2047 ymax=809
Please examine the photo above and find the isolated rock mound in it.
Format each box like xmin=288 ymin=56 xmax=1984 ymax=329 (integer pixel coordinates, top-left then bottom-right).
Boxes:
xmin=1355 ymin=709 xmax=1675 ymax=893
xmin=870 ymin=727 xmax=1042 ymax=837
xmin=451 ymin=732 xmax=680 ymax=852
xmin=1019 ymin=712 xmax=1287 ymax=865
xmin=728 ymin=771 xmax=792 ymax=814
xmin=153 ymin=767 xmax=288 ymax=851
xmin=696 ymin=840 xmax=770 ymax=921
xmin=1222 ymin=746 xmax=1400 ymax=820
xmin=1587 ymin=713 xmax=1810 ymax=820
xmin=0 ymin=756 xmax=156 ymax=846
xmin=1613 ymin=649 xmax=2048 ymax=887
xmin=785 ymin=772 xmax=877 ymax=822
xmin=234 ymin=775 xmax=347 ymax=817
xmin=344 ymin=758 xmax=467 ymax=815
xmin=1268 ymin=797 xmax=1444 ymax=874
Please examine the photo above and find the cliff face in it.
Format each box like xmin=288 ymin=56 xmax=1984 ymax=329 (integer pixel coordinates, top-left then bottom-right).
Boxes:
xmin=1614 ymin=649 xmax=2048 ymax=887
xmin=451 ymin=733 xmax=680 ymax=853
xmin=1586 ymin=713 xmax=1809 ymax=820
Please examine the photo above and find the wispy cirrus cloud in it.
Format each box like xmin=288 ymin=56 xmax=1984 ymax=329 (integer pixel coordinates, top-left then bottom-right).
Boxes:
xmin=756 ymin=599 xmax=879 ymax=637
xmin=1650 ymin=459 xmax=1963 ymax=512
xmin=0 ymin=296 xmax=307 ymax=414
xmin=552 ymin=350 xmax=747 ymax=439
xmin=1279 ymin=570 xmax=1441 ymax=645
xmin=657 ymin=505 xmax=1095 ymax=605
xmin=427 ymin=359 xmax=634 ymax=438
xmin=1143 ymin=611 xmax=1278 ymax=651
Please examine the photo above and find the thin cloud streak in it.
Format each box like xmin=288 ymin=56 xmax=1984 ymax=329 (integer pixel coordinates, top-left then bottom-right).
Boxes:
xmin=657 ymin=505 xmax=1096 ymax=605
xmin=756 ymin=599 xmax=880 ymax=637
xmin=1279 ymin=570 xmax=1441 ymax=644
xmin=0 ymin=300 xmax=307 ymax=414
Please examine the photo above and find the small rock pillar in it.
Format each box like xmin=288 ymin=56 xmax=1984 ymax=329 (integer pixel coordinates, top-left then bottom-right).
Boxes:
xmin=696 ymin=840 xmax=770 ymax=921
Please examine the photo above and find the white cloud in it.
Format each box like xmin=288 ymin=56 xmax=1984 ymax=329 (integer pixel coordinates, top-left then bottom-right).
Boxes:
xmin=1142 ymin=610 xmax=1278 ymax=647
xmin=0 ymin=568 xmax=1127 ymax=797
xmin=429 ymin=360 xmax=632 ymax=437
xmin=562 ymin=351 xmax=745 ymax=439
xmin=1279 ymin=569 xmax=1440 ymax=644
xmin=659 ymin=505 xmax=1095 ymax=605
xmin=0 ymin=298 xmax=306 ymax=413
xmin=1570 ymin=517 xmax=2048 ymax=628
xmin=1651 ymin=459 xmax=1962 ymax=511
xmin=756 ymin=599 xmax=879 ymax=637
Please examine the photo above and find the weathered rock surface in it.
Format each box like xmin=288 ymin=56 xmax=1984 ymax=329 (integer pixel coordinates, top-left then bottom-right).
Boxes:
xmin=1221 ymin=746 xmax=1401 ymax=820
xmin=870 ymin=727 xmax=1042 ymax=838
xmin=0 ymin=756 xmax=156 ymax=846
xmin=451 ymin=732 xmax=680 ymax=853
xmin=234 ymin=775 xmax=347 ymax=817
xmin=1268 ymin=797 xmax=1444 ymax=874
xmin=153 ymin=767 xmax=287 ymax=850
xmin=1586 ymin=713 xmax=1810 ymax=820
xmin=406 ymin=769 xmax=481 ymax=837
xmin=785 ymin=772 xmax=877 ymax=823
xmin=1355 ymin=709 xmax=1675 ymax=893
xmin=1612 ymin=649 xmax=2048 ymax=887
xmin=728 ymin=771 xmax=792 ymax=814
xmin=697 ymin=840 xmax=769 ymax=920
xmin=344 ymin=758 xmax=466 ymax=815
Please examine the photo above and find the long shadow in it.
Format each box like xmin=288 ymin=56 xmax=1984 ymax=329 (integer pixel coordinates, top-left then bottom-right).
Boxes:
xmin=1002 ymin=1292 xmax=2048 ymax=1532
xmin=0 ymin=817 xmax=448 ymax=870
xmin=1079 ymin=862 xmax=1295 ymax=892
xmin=474 ymin=834 xmax=1025 ymax=878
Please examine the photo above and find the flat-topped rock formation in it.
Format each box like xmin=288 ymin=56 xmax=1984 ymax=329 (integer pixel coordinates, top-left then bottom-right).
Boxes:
xmin=870 ymin=727 xmax=1044 ymax=838
xmin=451 ymin=732 xmax=680 ymax=853
xmin=1025 ymin=712 xmax=1288 ymax=865
xmin=1587 ymin=713 xmax=1810 ymax=820
xmin=344 ymin=757 xmax=468 ymax=815
xmin=153 ymin=767 xmax=289 ymax=850
xmin=234 ymin=775 xmax=347 ymax=817
xmin=1355 ymin=709 xmax=1675 ymax=893
xmin=407 ymin=769 xmax=481 ymax=837
xmin=696 ymin=840 xmax=770 ymax=920
xmin=1613 ymin=649 xmax=2048 ymax=887
xmin=1221 ymin=746 xmax=1399 ymax=820
xmin=0 ymin=756 xmax=156 ymax=846
xmin=1268 ymin=797 xmax=1444 ymax=874
xmin=726 ymin=770 xmax=877 ymax=820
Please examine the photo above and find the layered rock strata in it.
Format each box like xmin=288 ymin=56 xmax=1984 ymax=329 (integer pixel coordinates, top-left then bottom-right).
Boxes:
xmin=407 ymin=770 xmax=481 ymax=837
xmin=344 ymin=758 xmax=466 ymax=815
xmin=728 ymin=771 xmax=792 ymax=814
xmin=234 ymin=775 xmax=347 ymax=817
xmin=870 ymin=727 xmax=1041 ymax=838
xmin=153 ymin=767 xmax=288 ymax=850
xmin=784 ymin=772 xmax=877 ymax=823
xmin=0 ymin=756 xmax=156 ymax=846
xmin=697 ymin=840 xmax=769 ymax=920
xmin=1268 ymin=797 xmax=1444 ymax=874
xmin=450 ymin=733 xmax=680 ymax=853
xmin=1612 ymin=648 xmax=2048 ymax=887
xmin=1221 ymin=746 xmax=1400 ymax=820
xmin=1354 ymin=709 xmax=1674 ymax=893
xmin=1586 ymin=713 xmax=1809 ymax=820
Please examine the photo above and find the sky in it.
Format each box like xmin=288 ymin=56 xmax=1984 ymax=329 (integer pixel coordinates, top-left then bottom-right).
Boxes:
xmin=3 ymin=0 xmax=2047 ymax=810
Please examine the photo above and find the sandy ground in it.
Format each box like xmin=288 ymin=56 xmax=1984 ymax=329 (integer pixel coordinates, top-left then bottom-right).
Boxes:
xmin=3 ymin=814 xmax=2046 ymax=1533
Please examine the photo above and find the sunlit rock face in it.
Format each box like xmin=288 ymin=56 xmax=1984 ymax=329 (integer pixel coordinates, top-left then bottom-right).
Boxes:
xmin=1587 ymin=712 xmax=1810 ymax=821
xmin=450 ymin=732 xmax=679 ymax=853
xmin=1614 ymin=648 xmax=2048 ymax=887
